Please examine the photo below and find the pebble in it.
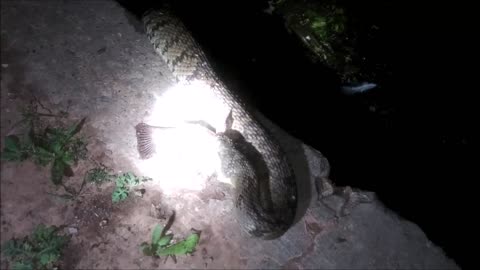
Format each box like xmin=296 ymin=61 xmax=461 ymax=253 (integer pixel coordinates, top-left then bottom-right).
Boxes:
xmin=100 ymin=219 xmax=108 ymax=228
xmin=134 ymin=188 xmax=145 ymax=197
xmin=64 ymin=227 xmax=78 ymax=235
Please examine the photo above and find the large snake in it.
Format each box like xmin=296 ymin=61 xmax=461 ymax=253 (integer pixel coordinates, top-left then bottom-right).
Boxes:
xmin=142 ymin=8 xmax=297 ymax=239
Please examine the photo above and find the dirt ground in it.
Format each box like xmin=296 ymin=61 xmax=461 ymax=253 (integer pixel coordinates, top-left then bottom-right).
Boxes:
xmin=1 ymin=1 xmax=459 ymax=269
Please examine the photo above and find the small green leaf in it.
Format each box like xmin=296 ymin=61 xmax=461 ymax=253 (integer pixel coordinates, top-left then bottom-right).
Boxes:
xmin=33 ymin=146 xmax=55 ymax=166
xmin=112 ymin=186 xmax=128 ymax=203
xmin=115 ymin=177 xmax=126 ymax=188
xmin=157 ymin=234 xmax=173 ymax=247
xmin=156 ymin=233 xmax=200 ymax=256
xmin=141 ymin=242 xmax=154 ymax=256
xmin=51 ymin=159 xmax=65 ymax=185
xmin=124 ymin=172 xmax=136 ymax=185
xmin=12 ymin=262 xmax=33 ymax=270
xmin=86 ymin=166 xmax=112 ymax=184
xmin=51 ymin=141 xmax=62 ymax=154
xmin=61 ymin=151 xmax=74 ymax=166
xmin=23 ymin=242 xmax=32 ymax=252
xmin=4 ymin=135 xmax=21 ymax=151
xmin=36 ymin=146 xmax=53 ymax=155
xmin=151 ymin=224 xmax=164 ymax=245
xmin=1 ymin=135 xmax=26 ymax=161
xmin=2 ymin=239 xmax=21 ymax=257
xmin=39 ymin=253 xmax=56 ymax=266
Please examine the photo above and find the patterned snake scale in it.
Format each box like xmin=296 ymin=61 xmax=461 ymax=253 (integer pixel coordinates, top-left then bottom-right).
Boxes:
xmin=142 ymin=8 xmax=297 ymax=239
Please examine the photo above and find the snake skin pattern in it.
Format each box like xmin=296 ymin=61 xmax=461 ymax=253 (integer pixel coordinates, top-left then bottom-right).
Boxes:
xmin=142 ymin=8 xmax=297 ymax=239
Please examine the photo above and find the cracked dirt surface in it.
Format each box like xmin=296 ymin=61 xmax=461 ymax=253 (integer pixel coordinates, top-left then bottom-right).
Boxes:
xmin=1 ymin=0 xmax=459 ymax=269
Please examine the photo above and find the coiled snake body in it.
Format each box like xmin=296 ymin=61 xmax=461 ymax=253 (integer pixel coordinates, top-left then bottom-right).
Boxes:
xmin=142 ymin=9 xmax=297 ymax=239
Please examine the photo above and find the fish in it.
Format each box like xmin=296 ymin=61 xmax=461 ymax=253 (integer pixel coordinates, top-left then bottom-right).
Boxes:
xmin=341 ymin=82 xmax=378 ymax=95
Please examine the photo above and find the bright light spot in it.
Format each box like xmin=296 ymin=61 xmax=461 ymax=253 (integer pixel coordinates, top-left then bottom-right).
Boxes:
xmin=145 ymin=80 xmax=230 ymax=132
xmin=135 ymin=80 xmax=231 ymax=194
xmin=136 ymin=125 xmax=222 ymax=193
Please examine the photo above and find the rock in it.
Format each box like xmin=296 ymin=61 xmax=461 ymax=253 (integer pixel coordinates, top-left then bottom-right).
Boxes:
xmin=99 ymin=219 xmax=108 ymax=228
xmin=64 ymin=226 xmax=78 ymax=235
xmin=133 ymin=188 xmax=145 ymax=197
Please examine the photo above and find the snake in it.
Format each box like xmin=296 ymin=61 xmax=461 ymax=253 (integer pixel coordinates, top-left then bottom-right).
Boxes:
xmin=141 ymin=8 xmax=297 ymax=239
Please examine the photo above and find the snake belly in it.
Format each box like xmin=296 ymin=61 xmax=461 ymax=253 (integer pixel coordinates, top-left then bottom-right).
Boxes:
xmin=142 ymin=8 xmax=297 ymax=239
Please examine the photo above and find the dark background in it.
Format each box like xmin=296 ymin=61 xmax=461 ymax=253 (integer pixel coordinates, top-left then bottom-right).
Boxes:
xmin=117 ymin=0 xmax=473 ymax=267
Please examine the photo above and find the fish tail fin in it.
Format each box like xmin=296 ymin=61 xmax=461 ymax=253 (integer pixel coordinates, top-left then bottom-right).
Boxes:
xmin=135 ymin=123 xmax=156 ymax=159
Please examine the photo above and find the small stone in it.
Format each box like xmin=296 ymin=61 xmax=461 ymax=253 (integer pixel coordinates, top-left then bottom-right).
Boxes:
xmin=99 ymin=219 xmax=108 ymax=228
xmin=316 ymin=177 xmax=335 ymax=199
xmin=134 ymin=188 xmax=145 ymax=197
xmin=337 ymin=237 xmax=347 ymax=243
xmin=97 ymin=47 xmax=107 ymax=54
xmin=64 ymin=227 xmax=78 ymax=235
xmin=1 ymin=64 xmax=8 ymax=68
xmin=99 ymin=96 xmax=110 ymax=102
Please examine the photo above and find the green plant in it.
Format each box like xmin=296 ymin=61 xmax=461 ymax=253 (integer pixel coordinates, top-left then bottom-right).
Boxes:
xmin=85 ymin=164 xmax=114 ymax=184
xmin=306 ymin=6 xmax=347 ymax=41
xmin=2 ymin=224 xmax=70 ymax=270
xmin=12 ymin=99 xmax=66 ymax=131
xmin=48 ymin=163 xmax=113 ymax=201
xmin=141 ymin=224 xmax=200 ymax=261
xmin=112 ymin=172 xmax=151 ymax=203
xmin=1 ymin=117 xmax=87 ymax=185
xmin=1 ymin=135 xmax=31 ymax=162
